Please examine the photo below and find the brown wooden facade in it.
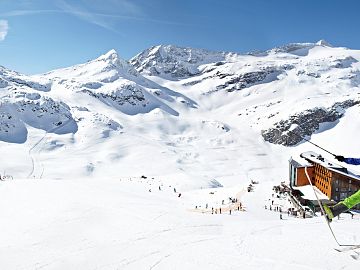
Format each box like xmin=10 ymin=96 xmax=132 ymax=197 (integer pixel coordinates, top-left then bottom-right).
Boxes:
xmin=290 ymin=153 xmax=360 ymax=210
xmin=296 ymin=167 xmax=315 ymax=186
xmin=314 ymin=163 xmax=332 ymax=198
xmin=289 ymin=158 xmax=314 ymax=187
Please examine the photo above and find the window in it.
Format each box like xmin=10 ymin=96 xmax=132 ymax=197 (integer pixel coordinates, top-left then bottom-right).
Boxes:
xmin=340 ymin=192 xmax=347 ymax=200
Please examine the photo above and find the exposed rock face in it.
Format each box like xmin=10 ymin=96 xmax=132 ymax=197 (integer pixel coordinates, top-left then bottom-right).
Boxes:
xmin=130 ymin=45 xmax=228 ymax=78
xmin=213 ymin=68 xmax=281 ymax=93
xmin=0 ymin=92 xmax=78 ymax=143
xmin=261 ymin=100 xmax=360 ymax=146
xmin=81 ymin=83 xmax=147 ymax=107
xmin=184 ymin=66 xmax=287 ymax=94
xmin=0 ymin=66 xmax=51 ymax=92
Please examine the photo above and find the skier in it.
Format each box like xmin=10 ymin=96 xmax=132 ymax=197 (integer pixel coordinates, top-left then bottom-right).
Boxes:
xmin=323 ymin=155 xmax=360 ymax=220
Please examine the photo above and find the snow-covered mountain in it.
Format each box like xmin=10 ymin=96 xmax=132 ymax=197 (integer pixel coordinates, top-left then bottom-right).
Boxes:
xmin=130 ymin=44 xmax=232 ymax=78
xmin=0 ymin=66 xmax=77 ymax=143
xmin=1 ymin=40 xmax=360 ymax=270
xmin=132 ymin=40 xmax=360 ymax=146
xmin=1 ymin=40 xmax=360 ymax=179
xmin=41 ymin=49 xmax=196 ymax=115
xmin=0 ymin=49 xmax=199 ymax=143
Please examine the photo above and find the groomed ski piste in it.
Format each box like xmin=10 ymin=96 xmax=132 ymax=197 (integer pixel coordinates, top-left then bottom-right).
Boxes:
xmin=1 ymin=41 xmax=360 ymax=269
xmin=1 ymin=174 xmax=359 ymax=269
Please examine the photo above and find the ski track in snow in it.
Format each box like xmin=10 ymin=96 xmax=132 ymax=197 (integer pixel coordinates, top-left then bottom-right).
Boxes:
xmin=26 ymin=118 xmax=75 ymax=179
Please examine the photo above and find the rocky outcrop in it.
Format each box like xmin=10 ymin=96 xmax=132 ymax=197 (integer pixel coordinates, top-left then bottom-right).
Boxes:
xmin=261 ymin=100 xmax=360 ymax=146
xmin=81 ymin=83 xmax=146 ymax=107
xmin=214 ymin=68 xmax=281 ymax=93
xmin=0 ymin=92 xmax=78 ymax=143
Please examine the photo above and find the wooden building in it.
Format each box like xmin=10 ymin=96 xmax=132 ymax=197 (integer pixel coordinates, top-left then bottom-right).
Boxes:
xmin=289 ymin=151 xmax=360 ymax=210
xmin=289 ymin=158 xmax=314 ymax=187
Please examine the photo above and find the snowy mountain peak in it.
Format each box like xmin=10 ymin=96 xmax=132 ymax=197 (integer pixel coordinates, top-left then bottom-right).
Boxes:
xmin=93 ymin=49 xmax=135 ymax=74
xmin=43 ymin=49 xmax=138 ymax=81
xmin=316 ymin=39 xmax=333 ymax=47
xmin=99 ymin=49 xmax=119 ymax=60
xmin=248 ymin=40 xmax=336 ymax=57
xmin=130 ymin=44 xmax=229 ymax=78
xmin=94 ymin=49 xmax=128 ymax=65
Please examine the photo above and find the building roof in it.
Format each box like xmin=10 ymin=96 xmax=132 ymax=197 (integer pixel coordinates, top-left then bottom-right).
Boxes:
xmin=300 ymin=151 xmax=360 ymax=182
xmin=292 ymin=185 xmax=329 ymax=201
xmin=289 ymin=157 xmax=312 ymax=168
xmin=300 ymin=151 xmax=342 ymax=169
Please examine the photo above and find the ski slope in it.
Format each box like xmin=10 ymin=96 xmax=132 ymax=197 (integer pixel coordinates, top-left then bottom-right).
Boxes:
xmin=0 ymin=41 xmax=360 ymax=269
xmin=0 ymin=177 xmax=358 ymax=270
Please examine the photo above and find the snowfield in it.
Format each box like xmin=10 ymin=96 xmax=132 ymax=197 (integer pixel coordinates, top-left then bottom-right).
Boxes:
xmin=0 ymin=178 xmax=359 ymax=270
xmin=0 ymin=41 xmax=359 ymax=269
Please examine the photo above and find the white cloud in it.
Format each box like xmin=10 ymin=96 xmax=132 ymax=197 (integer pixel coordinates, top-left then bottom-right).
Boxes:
xmin=0 ymin=20 xmax=9 ymax=41
xmin=55 ymin=1 xmax=189 ymax=31
xmin=56 ymin=0 xmax=117 ymax=32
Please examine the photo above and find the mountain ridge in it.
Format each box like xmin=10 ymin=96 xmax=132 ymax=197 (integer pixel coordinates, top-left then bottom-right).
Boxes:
xmin=1 ymin=41 xmax=360 ymax=180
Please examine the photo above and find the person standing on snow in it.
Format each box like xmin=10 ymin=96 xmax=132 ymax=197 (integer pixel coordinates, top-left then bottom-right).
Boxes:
xmin=323 ymin=155 xmax=360 ymax=221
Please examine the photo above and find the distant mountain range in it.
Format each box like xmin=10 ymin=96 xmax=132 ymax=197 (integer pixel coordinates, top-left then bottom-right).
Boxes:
xmin=1 ymin=40 xmax=360 ymax=179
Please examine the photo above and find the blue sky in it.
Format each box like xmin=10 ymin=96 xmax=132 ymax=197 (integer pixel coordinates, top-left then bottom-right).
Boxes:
xmin=1 ymin=0 xmax=360 ymax=74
